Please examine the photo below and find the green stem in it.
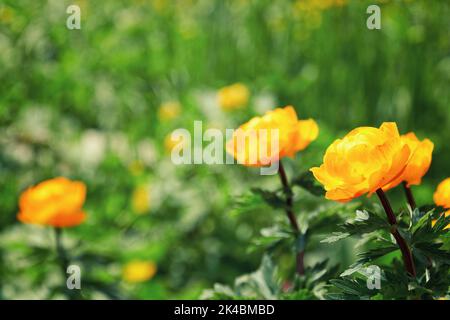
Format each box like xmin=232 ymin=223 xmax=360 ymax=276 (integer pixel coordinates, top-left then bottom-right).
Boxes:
xmin=376 ymin=189 xmax=416 ymax=277
xmin=278 ymin=161 xmax=305 ymax=275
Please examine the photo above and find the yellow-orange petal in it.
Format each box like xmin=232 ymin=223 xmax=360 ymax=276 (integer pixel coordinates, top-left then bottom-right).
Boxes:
xmin=433 ymin=178 xmax=450 ymax=209
xmin=17 ymin=177 xmax=87 ymax=228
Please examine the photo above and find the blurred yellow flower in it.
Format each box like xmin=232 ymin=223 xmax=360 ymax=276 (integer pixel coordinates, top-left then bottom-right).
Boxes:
xmin=383 ymin=132 xmax=434 ymax=190
xmin=434 ymin=178 xmax=450 ymax=209
xmin=311 ymin=122 xmax=411 ymax=202
xmin=164 ymin=133 xmax=181 ymax=154
xmin=17 ymin=177 xmax=87 ymax=227
xmin=132 ymin=185 xmax=150 ymax=214
xmin=0 ymin=6 xmax=13 ymax=24
xmin=122 ymin=261 xmax=157 ymax=283
xmin=217 ymin=83 xmax=250 ymax=111
xmin=293 ymin=0 xmax=346 ymax=23
xmin=226 ymin=106 xmax=319 ymax=166
xmin=158 ymin=101 xmax=181 ymax=121
xmin=295 ymin=0 xmax=346 ymax=12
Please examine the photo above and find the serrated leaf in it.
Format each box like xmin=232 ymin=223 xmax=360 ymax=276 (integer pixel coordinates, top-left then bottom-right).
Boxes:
xmin=340 ymin=263 xmax=364 ymax=277
xmin=329 ymin=278 xmax=369 ymax=296
xmin=356 ymin=245 xmax=398 ymax=264
xmin=355 ymin=210 xmax=369 ymax=221
xmin=320 ymin=232 xmax=350 ymax=243
xmin=250 ymin=188 xmax=286 ymax=210
xmin=414 ymin=242 xmax=450 ymax=264
xmin=291 ymin=171 xmax=325 ymax=197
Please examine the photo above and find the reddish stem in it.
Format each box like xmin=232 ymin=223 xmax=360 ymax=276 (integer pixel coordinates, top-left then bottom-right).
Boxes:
xmin=376 ymin=189 xmax=416 ymax=277
xmin=278 ymin=161 xmax=305 ymax=275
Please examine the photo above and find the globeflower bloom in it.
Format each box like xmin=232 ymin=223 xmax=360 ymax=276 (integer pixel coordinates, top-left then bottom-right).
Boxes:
xmin=122 ymin=261 xmax=157 ymax=283
xmin=311 ymin=122 xmax=411 ymax=202
xmin=158 ymin=101 xmax=181 ymax=121
xmin=217 ymin=83 xmax=250 ymax=111
xmin=433 ymin=178 xmax=450 ymax=209
xmin=383 ymin=132 xmax=434 ymax=190
xmin=432 ymin=178 xmax=450 ymax=229
xmin=17 ymin=177 xmax=87 ymax=227
xmin=226 ymin=106 xmax=319 ymax=166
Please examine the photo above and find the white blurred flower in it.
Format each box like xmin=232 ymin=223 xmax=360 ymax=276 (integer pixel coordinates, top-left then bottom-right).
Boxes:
xmin=137 ymin=139 xmax=157 ymax=165
xmin=4 ymin=142 xmax=33 ymax=165
xmin=194 ymin=89 xmax=225 ymax=125
xmin=79 ymin=129 xmax=107 ymax=168
xmin=109 ymin=132 xmax=131 ymax=163
xmin=19 ymin=106 xmax=51 ymax=143
xmin=254 ymin=92 xmax=276 ymax=114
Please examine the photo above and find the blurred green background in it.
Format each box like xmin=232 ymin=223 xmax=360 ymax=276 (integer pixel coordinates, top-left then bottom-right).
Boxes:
xmin=0 ymin=0 xmax=449 ymax=299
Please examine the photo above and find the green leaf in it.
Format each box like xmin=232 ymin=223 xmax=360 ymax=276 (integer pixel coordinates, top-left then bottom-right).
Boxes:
xmin=250 ymin=188 xmax=286 ymax=210
xmin=234 ymin=255 xmax=280 ymax=299
xmin=340 ymin=263 xmax=364 ymax=277
xmin=329 ymin=278 xmax=370 ymax=296
xmin=291 ymin=171 xmax=325 ymax=197
xmin=341 ymin=210 xmax=389 ymax=236
xmin=320 ymin=232 xmax=350 ymax=243
xmin=356 ymin=245 xmax=398 ymax=264
xmin=249 ymin=226 xmax=291 ymax=252
xmin=414 ymin=242 xmax=450 ymax=264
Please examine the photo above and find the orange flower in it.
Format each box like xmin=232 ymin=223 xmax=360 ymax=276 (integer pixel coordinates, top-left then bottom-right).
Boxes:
xmin=434 ymin=178 xmax=450 ymax=209
xmin=432 ymin=178 xmax=450 ymax=229
xmin=311 ymin=122 xmax=411 ymax=202
xmin=383 ymin=132 xmax=434 ymax=190
xmin=226 ymin=106 xmax=319 ymax=166
xmin=217 ymin=83 xmax=250 ymax=111
xmin=17 ymin=177 xmax=87 ymax=227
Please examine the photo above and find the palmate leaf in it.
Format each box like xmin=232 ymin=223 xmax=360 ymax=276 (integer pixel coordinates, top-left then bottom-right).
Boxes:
xmin=414 ymin=242 xmax=450 ymax=265
xmin=248 ymin=225 xmax=292 ymax=252
xmin=307 ymin=260 xmax=340 ymax=284
xmin=291 ymin=171 xmax=325 ymax=197
xmin=342 ymin=210 xmax=389 ymax=235
xmin=430 ymin=212 xmax=450 ymax=234
xmin=412 ymin=209 xmax=450 ymax=243
xmin=328 ymin=278 xmax=373 ymax=298
xmin=321 ymin=232 xmax=350 ymax=243
xmin=250 ymin=188 xmax=287 ymax=210
xmin=230 ymin=191 xmax=266 ymax=216
xmin=339 ymin=244 xmax=398 ymax=277
xmin=321 ymin=210 xmax=389 ymax=243
xmin=202 ymin=255 xmax=281 ymax=300
xmin=230 ymin=188 xmax=283 ymax=216
xmin=356 ymin=245 xmax=398 ymax=264
xmin=200 ymin=284 xmax=236 ymax=300
xmin=308 ymin=202 xmax=360 ymax=235
xmin=234 ymin=255 xmax=280 ymax=299
xmin=325 ymin=292 xmax=360 ymax=300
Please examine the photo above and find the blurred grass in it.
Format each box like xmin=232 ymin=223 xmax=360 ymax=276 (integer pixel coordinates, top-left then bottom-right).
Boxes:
xmin=0 ymin=0 xmax=449 ymax=299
